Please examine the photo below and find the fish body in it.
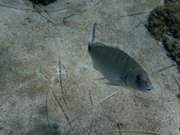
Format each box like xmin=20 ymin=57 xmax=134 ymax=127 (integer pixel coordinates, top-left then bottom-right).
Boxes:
xmin=88 ymin=24 xmax=152 ymax=91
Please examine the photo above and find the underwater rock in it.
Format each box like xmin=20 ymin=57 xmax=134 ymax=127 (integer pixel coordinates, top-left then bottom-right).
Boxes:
xmin=163 ymin=36 xmax=180 ymax=64
xmin=148 ymin=3 xmax=180 ymax=40
xmin=165 ymin=0 xmax=180 ymax=4
xmin=29 ymin=0 xmax=57 ymax=6
xmin=147 ymin=1 xmax=180 ymax=72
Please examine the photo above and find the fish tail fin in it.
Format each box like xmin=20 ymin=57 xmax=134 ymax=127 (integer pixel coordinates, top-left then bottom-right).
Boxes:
xmin=88 ymin=23 xmax=96 ymax=51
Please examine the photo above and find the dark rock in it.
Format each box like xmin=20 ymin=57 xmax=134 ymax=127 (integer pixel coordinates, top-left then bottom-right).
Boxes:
xmin=147 ymin=2 xmax=180 ymax=72
xmin=29 ymin=0 xmax=57 ymax=6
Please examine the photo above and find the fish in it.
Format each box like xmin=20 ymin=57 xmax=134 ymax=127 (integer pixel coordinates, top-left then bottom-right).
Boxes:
xmin=88 ymin=24 xmax=153 ymax=91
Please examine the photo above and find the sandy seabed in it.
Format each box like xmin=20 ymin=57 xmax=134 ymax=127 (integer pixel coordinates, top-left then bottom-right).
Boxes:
xmin=0 ymin=0 xmax=180 ymax=135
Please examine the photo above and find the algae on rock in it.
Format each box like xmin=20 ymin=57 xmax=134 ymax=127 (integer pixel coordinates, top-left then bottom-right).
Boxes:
xmin=147 ymin=1 xmax=180 ymax=71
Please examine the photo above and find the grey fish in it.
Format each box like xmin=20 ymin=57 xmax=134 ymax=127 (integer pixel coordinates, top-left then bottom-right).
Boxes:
xmin=88 ymin=24 xmax=153 ymax=91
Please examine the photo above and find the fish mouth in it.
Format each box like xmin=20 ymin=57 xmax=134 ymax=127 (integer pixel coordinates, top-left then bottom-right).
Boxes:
xmin=141 ymin=85 xmax=153 ymax=92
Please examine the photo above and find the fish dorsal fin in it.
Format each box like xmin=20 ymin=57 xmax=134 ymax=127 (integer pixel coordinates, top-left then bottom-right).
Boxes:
xmin=88 ymin=23 xmax=97 ymax=51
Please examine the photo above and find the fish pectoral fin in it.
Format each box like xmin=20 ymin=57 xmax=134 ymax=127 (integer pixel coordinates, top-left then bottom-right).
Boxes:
xmin=105 ymin=81 xmax=121 ymax=86
xmin=95 ymin=77 xmax=106 ymax=80
xmin=93 ymin=61 xmax=125 ymax=85
xmin=103 ymin=73 xmax=124 ymax=84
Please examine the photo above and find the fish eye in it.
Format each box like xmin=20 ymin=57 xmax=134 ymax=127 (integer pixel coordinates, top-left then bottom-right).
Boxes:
xmin=136 ymin=75 xmax=141 ymax=81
